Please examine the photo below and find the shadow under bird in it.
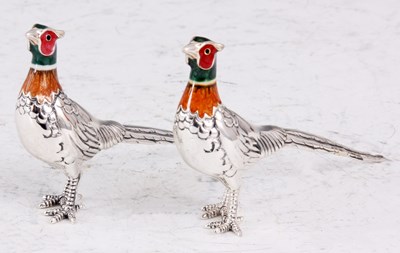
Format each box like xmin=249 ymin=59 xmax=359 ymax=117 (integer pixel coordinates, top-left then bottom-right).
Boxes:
xmin=173 ymin=36 xmax=386 ymax=236
xmin=15 ymin=24 xmax=174 ymax=223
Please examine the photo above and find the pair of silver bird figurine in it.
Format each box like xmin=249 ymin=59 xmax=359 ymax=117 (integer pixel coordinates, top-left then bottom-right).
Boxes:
xmin=16 ymin=24 xmax=385 ymax=236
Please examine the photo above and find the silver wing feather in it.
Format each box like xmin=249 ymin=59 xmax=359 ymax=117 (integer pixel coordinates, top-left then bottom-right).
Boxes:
xmin=215 ymin=106 xmax=287 ymax=165
xmin=55 ymin=92 xmax=173 ymax=160
xmin=55 ymin=93 xmax=105 ymax=160
xmin=216 ymin=105 xmax=384 ymax=164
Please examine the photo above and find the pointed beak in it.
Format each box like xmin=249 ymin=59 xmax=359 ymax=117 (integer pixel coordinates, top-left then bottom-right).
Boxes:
xmin=213 ymin=42 xmax=224 ymax=52
xmin=182 ymin=42 xmax=198 ymax=59
xmin=26 ymin=28 xmax=40 ymax=45
xmin=54 ymin=29 xmax=65 ymax=38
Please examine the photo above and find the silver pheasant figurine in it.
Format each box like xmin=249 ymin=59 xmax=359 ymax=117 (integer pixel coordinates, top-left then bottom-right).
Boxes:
xmin=15 ymin=24 xmax=174 ymax=223
xmin=173 ymin=36 xmax=386 ymax=236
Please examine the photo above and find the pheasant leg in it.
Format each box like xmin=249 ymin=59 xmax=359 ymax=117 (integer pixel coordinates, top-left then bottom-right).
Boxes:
xmin=43 ymin=177 xmax=82 ymax=223
xmin=206 ymin=189 xmax=242 ymax=236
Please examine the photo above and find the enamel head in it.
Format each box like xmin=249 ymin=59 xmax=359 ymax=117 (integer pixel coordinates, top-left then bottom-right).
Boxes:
xmin=183 ymin=36 xmax=224 ymax=70
xmin=26 ymin=24 xmax=65 ymax=57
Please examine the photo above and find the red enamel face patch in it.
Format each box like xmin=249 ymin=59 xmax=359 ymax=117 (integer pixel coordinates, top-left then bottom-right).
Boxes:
xmin=39 ymin=30 xmax=58 ymax=56
xmin=198 ymin=44 xmax=217 ymax=70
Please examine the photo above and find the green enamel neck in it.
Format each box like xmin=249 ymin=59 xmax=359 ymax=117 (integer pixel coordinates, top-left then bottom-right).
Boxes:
xmin=30 ymin=43 xmax=57 ymax=66
xmin=188 ymin=58 xmax=216 ymax=83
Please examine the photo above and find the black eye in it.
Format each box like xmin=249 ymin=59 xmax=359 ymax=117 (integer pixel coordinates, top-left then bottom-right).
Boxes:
xmin=46 ymin=34 xmax=52 ymax=41
xmin=204 ymin=48 xmax=211 ymax=55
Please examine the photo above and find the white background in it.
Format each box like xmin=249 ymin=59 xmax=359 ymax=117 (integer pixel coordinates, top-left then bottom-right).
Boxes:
xmin=0 ymin=0 xmax=399 ymax=252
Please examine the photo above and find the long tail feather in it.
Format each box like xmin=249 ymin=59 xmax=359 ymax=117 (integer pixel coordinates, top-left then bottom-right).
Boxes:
xmin=283 ymin=128 xmax=386 ymax=162
xmin=123 ymin=125 xmax=174 ymax=144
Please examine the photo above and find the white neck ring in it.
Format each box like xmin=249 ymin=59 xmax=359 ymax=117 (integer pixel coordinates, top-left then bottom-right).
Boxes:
xmin=30 ymin=63 xmax=57 ymax=71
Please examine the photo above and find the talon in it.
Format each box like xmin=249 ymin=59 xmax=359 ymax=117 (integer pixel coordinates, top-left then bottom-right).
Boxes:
xmin=67 ymin=212 xmax=76 ymax=223
xmin=38 ymin=197 xmax=60 ymax=209
xmin=38 ymin=194 xmax=65 ymax=209
xmin=38 ymin=203 xmax=47 ymax=209
xmin=213 ymin=221 xmax=242 ymax=236
xmin=50 ymin=212 xmax=65 ymax=224
xmin=44 ymin=208 xmax=62 ymax=216
xmin=202 ymin=203 xmax=222 ymax=212
xmin=46 ymin=205 xmax=78 ymax=223
xmin=214 ymin=223 xmax=229 ymax=234
xmin=202 ymin=209 xmax=221 ymax=219
xmin=202 ymin=213 xmax=209 ymax=219
xmin=231 ymin=222 xmax=242 ymax=237
xmin=206 ymin=221 xmax=223 ymax=229
xmin=201 ymin=191 xmax=230 ymax=219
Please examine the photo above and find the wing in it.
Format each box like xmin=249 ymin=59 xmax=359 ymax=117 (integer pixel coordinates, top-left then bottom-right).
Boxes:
xmin=215 ymin=105 xmax=287 ymax=165
xmin=55 ymin=92 xmax=125 ymax=160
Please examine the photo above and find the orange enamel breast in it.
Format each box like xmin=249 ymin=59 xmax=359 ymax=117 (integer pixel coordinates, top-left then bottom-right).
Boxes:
xmin=20 ymin=68 xmax=62 ymax=103
xmin=179 ymin=82 xmax=221 ymax=118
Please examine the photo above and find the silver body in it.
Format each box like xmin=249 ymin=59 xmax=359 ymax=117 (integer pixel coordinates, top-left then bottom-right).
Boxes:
xmin=174 ymin=102 xmax=384 ymax=235
xmin=173 ymin=104 xmax=286 ymax=190
xmin=16 ymin=89 xmax=174 ymax=223
xmin=16 ymin=92 xmax=83 ymax=177
xmin=16 ymin=91 xmax=173 ymax=178
xmin=18 ymin=24 xmax=175 ymax=223
xmin=176 ymin=37 xmax=384 ymax=235
xmin=174 ymin=103 xmax=384 ymax=190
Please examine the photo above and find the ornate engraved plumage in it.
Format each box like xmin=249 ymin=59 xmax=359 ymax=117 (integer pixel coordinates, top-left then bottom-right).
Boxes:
xmin=174 ymin=105 xmax=230 ymax=177
xmin=16 ymin=92 xmax=61 ymax=139
xmin=174 ymin=36 xmax=385 ymax=236
xmin=16 ymin=24 xmax=174 ymax=223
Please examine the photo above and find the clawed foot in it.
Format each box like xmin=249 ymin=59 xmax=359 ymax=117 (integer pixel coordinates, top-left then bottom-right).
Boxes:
xmin=38 ymin=193 xmax=82 ymax=209
xmin=39 ymin=194 xmax=82 ymax=223
xmin=206 ymin=218 xmax=243 ymax=236
xmin=38 ymin=176 xmax=81 ymax=223
xmin=202 ymin=189 xmax=243 ymax=236
xmin=44 ymin=204 xmax=82 ymax=223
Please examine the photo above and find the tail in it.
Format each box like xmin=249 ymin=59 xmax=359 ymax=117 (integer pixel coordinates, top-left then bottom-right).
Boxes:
xmin=123 ymin=125 xmax=174 ymax=144
xmin=283 ymin=128 xmax=386 ymax=162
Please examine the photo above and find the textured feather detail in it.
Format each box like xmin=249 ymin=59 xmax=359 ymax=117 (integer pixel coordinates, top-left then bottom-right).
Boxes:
xmin=56 ymin=93 xmax=102 ymax=160
xmin=57 ymin=92 xmax=173 ymax=153
xmin=16 ymin=92 xmax=61 ymax=138
xmin=258 ymin=125 xmax=287 ymax=156
xmin=216 ymin=105 xmax=385 ymax=164
xmin=97 ymin=120 xmax=125 ymax=149
xmin=283 ymin=128 xmax=386 ymax=162
xmin=123 ymin=125 xmax=174 ymax=144
xmin=216 ymin=106 xmax=289 ymax=165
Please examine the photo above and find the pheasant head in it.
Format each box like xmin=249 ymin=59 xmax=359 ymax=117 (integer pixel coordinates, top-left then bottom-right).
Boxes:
xmin=183 ymin=36 xmax=224 ymax=83
xmin=178 ymin=37 xmax=225 ymax=118
xmin=26 ymin=24 xmax=65 ymax=70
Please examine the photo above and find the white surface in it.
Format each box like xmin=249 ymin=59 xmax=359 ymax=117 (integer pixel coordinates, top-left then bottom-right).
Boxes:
xmin=0 ymin=0 xmax=399 ymax=252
